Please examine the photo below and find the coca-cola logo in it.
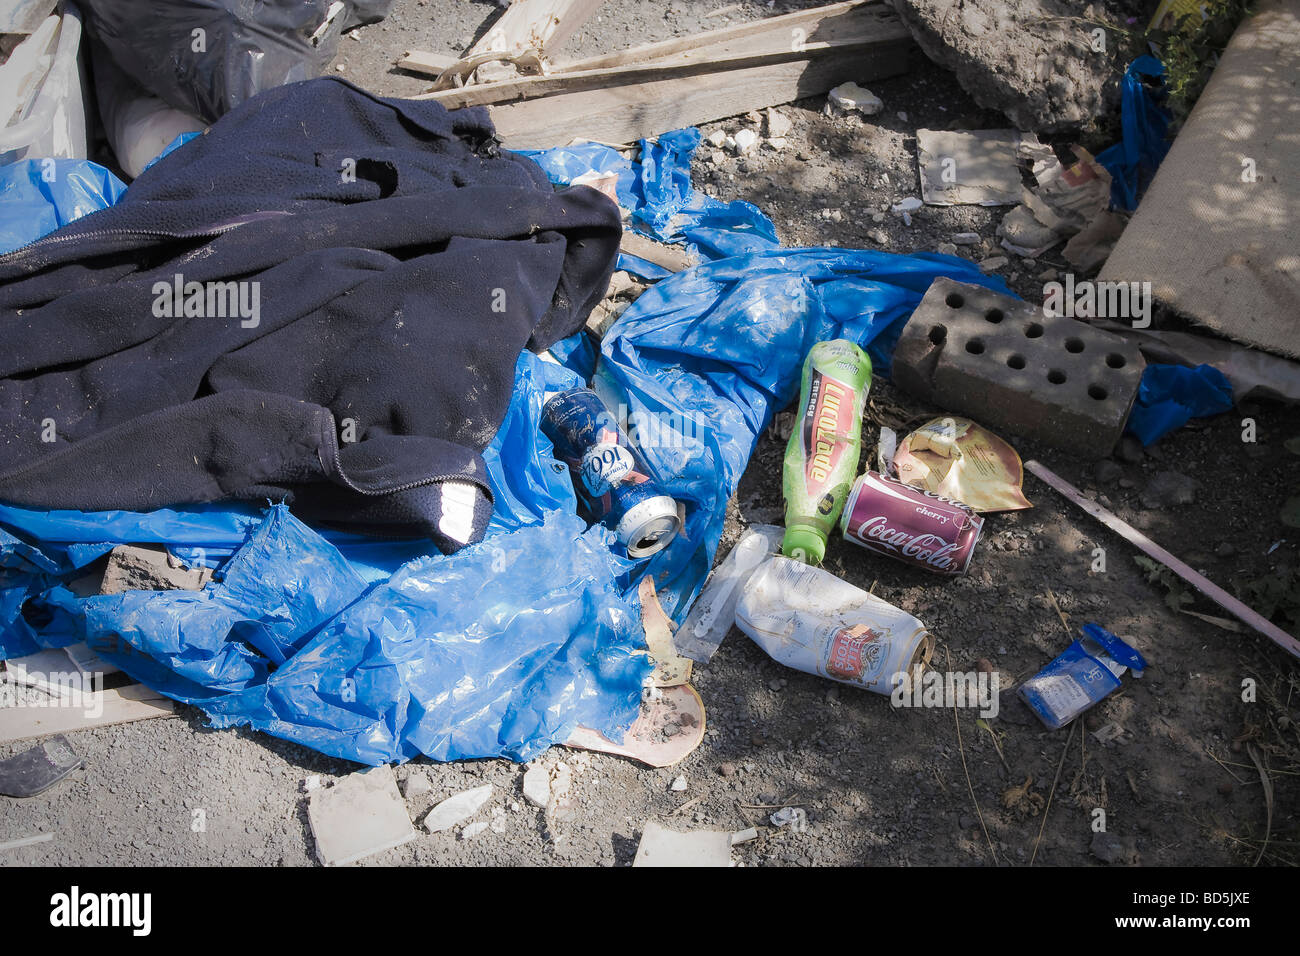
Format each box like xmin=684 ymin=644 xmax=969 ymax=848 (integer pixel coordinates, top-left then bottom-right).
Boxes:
xmin=853 ymin=516 xmax=964 ymax=571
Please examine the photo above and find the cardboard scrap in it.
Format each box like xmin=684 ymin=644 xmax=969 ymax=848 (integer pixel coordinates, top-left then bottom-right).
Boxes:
xmin=998 ymin=145 xmax=1114 ymax=262
xmin=565 ymin=683 xmax=705 ymax=767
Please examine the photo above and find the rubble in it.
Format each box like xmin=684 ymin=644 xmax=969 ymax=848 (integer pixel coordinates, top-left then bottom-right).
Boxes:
xmin=421 ymin=784 xmax=494 ymax=834
xmin=521 ymin=765 xmax=550 ymax=808
xmin=826 ymin=81 xmax=883 ymax=115
xmin=916 ymin=129 xmax=1021 ymax=206
xmin=99 ymin=545 xmax=212 ymax=595
xmin=633 ymin=819 xmax=733 ymax=867
xmin=888 ymin=0 xmax=1114 ymax=131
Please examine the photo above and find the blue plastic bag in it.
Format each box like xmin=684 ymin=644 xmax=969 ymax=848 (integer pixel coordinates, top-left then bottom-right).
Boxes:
xmin=1097 ymin=56 xmax=1171 ymax=211
xmin=519 ymin=130 xmax=779 ymax=277
xmin=0 ymin=159 xmax=127 ymax=254
xmin=1125 ymin=363 xmax=1233 ymax=445
xmin=0 ymin=344 xmax=650 ymax=765
xmin=593 ymin=247 xmax=1014 ymax=622
xmin=21 ymin=506 xmax=652 ymax=765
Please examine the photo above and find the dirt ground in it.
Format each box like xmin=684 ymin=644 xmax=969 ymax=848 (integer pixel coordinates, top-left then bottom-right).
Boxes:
xmin=2 ymin=0 xmax=1296 ymax=868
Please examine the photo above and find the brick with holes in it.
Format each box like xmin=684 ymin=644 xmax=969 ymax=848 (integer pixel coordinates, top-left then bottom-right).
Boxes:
xmin=892 ymin=278 xmax=1145 ymax=458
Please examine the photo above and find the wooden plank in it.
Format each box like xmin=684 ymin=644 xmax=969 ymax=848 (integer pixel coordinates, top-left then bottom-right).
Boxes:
xmin=400 ymin=0 xmax=878 ymax=79
xmin=467 ymin=0 xmax=608 ymax=57
xmin=620 ymin=232 xmax=697 ymax=273
xmin=425 ymin=29 xmax=898 ymax=111
xmin=475 ymin=37 xmax=910 ymax=148
xmin=397 ymin=50 xmax=460 ymax=76
xmin=0 ymin=684 xmax=176 ymax=745
xmin=550 ymin=0 xmax=892 ymax=72
xmin=1025 ymin=459 xmax=1300 ymax=660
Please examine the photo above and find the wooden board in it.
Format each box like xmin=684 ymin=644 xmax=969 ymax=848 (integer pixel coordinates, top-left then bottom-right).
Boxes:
xmin=1096 ymin=0 xmax=1300 ymax=358
xmin=620 ymin=232 xmax=696 ymax=274
xmin=0 ymin=684 xmax=176 ymax=745
xmin=402 ymin=0 xmax=895 ymax=79
xmin=478 ymin=42 xmax=910 ymax=148
xmin=550 ymin=0 xmax=897 ymax=72
xmin=467 ymin=0 xmax=607 ymax=57
xmin=410 ymin=0 xmax=912 ymax=147
xmin=1026 ymin=459 xmax=1300 ymax=660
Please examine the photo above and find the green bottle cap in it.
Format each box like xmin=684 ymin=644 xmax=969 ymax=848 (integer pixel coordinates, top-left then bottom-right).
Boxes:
xmin=782 ymin=526 xmax=826 ymax=565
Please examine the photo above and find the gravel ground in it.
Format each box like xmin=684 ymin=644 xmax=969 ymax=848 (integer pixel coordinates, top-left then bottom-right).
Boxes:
xmin=2 ymin=0 xmax=1296 ymax=868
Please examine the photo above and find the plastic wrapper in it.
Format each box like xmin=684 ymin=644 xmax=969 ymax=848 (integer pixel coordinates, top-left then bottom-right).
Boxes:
xmin=1097 ymin=56 xmax=1171 ymax=212
xmin=80 ymin=0 xmax=393 ymax=122
xmin=1019 ymin=623 xmax=1147 ymax=730
xmin=893 ymin=417 xmax=1032 ymax=512
xmin=1125 ymin=362 xmax=1234 ymax=446
xmin=0 ymin=5 xmax=89 ymax=165
xmin=0 ymin=158 xmax=127 ymax=255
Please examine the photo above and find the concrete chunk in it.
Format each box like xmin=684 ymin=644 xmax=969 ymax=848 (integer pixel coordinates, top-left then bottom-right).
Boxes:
xmin=521 ymin=766 xmax=550 ymax=808
xmin=307 ymin=765 xmax=416 ymax=866
xmin=633 ymin=820 xmax=733 ymax=867
xmin=421 ymin=783 xmax=493 ymax=833
xmin=893 ymin=277 xmax=1144 ymax=458
xmin=99 ymin=545 xmax=212 ymax=595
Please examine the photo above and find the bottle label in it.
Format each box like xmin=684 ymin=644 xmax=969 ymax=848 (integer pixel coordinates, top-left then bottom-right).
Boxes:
xmin=801 ymin=370 xmax=854 ymax=488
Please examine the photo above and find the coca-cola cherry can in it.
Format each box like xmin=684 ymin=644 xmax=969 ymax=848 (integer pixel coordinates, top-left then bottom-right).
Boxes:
xmin=839 ymin=471 xmax=983 ymax=575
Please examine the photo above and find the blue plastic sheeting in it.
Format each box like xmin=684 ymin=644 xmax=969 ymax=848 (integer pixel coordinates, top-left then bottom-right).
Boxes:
xmin=1097 ymin=56 xmax=1171 ymax=212
xmin=1125 ymin=363 xmax=1233 ymax=446
xmin=27 ymin=506 xmax=651 ymax=765
xmin=0 ymin=159 xmax=128 ymax=254
xmin=519 ymin=129 xmax=779 ymax=275
xmin=594 ymin=247 xmax=1013 ymax=622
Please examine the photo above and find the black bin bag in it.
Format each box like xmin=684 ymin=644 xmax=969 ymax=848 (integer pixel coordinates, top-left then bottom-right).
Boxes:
xmin=81 ymin=0 xmax=392 ymax=122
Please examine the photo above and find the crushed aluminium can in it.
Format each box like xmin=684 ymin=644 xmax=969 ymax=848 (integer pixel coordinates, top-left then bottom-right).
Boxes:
xmin=839 ymin=470 xmax=984 ymax=575
xmin=540 ymin=387 xmax=680 ymax=558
